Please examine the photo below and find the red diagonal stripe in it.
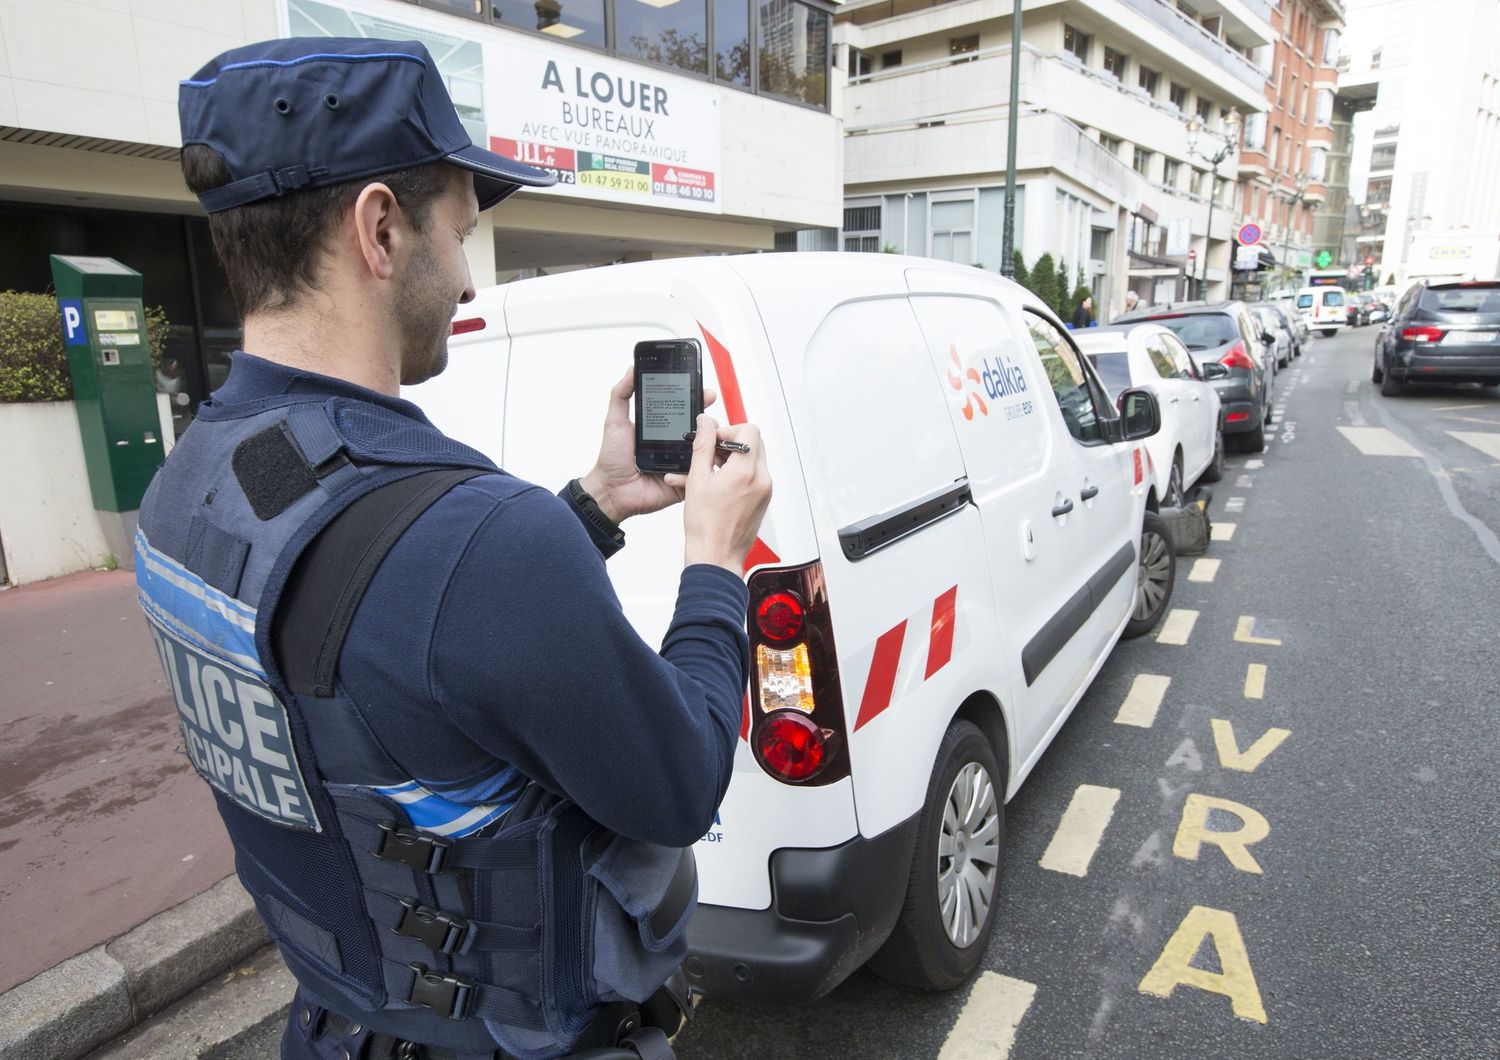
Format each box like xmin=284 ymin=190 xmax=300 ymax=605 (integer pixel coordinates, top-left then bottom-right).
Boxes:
xmin=699 ymin=323 xmax=747 ymax=425
xmin=740 ymin=693 xmax=751 ymax=742
xmin=742 ymin=537 xmax=780 ymax=574
xmin=854 ymin=621 xmax=907 ymax=732
xmin=925 ymin=586 xmax=958 ymax=679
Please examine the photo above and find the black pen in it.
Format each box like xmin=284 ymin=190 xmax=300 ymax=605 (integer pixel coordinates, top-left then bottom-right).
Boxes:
xmin=716 ymin=440 xmax=751 ymax=454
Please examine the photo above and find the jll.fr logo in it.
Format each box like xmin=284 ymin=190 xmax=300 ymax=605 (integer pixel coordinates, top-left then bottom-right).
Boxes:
xmin=946 ymin=344 xmax=989 ymax=420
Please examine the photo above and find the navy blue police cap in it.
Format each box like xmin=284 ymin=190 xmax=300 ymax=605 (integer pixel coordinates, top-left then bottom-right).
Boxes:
xmin=179 ymin=37 xmax=555 ymax=213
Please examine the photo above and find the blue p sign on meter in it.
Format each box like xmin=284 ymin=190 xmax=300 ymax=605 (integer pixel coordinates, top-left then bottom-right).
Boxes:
xmin=59 ymin=298 xmax=88 ymax=347
xmin=1237 ymin=223 xmax=1262 ymax=246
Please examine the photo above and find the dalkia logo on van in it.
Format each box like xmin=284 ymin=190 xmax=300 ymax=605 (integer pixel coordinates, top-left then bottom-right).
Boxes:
xmin=947 ymin=344 xmax=1029 ymax=420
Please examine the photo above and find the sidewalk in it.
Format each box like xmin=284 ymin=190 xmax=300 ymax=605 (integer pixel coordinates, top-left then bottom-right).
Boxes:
xmin=1 ymin=569 xmax=257 ymax=1057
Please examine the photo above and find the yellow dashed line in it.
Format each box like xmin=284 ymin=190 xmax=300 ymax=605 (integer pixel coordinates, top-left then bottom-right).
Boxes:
xmin=1243 ymin=663 xmax=1266 ymax=699
xmin=1157 ymin=609 xmax=1199 ymax=645
xmin=1040 ymin=784 xmax=1122 ymax=877
xmin=1115 ymin=674 xmax=1171 ymax=728
xmin=1212 ymin=521 xmax=1236 ymax=541
xmin=1234 ymin=616 xmax=1281 ymax=646
xmin=1188 ymin=558 xmax=1220 ymax=583
xmin=938 ymin=972 xmax=1038 ymax=1060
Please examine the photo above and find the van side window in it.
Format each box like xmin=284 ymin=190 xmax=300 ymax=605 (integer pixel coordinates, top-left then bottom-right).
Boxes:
xmin=1025 ymin=312 xmax=1105 ymax=444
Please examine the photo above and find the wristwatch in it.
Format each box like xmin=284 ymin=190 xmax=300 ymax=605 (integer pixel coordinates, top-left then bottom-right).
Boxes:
xmin=566 ymin=478 xmax=626 ymax=548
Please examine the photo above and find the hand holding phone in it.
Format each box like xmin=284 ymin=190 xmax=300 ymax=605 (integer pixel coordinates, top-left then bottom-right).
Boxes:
xmin=634 ymin=339 xmax=704 ymax=475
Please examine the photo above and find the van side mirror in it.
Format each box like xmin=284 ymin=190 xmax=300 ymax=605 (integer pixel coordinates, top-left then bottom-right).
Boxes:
xmin=1200 ymin=361 xmax=1230 ymax=380
xmin=1118 ymin=388 xmax=1160 ymax=441
xmin=1260 ymin=331 xmax=1277 ymax=345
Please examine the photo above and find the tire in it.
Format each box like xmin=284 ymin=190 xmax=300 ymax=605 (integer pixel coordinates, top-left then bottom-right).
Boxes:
xmin=1164 ymin=454 xmax=1185 ymax=508
xmin=1381 ymin=369 xmax=1404 ymax=397
xmin=1200 ymin=428 xmax=1225 ymax=483
xmin=1240 ymin=422 xmax=1266 ymax=452
xmin=868 ymin=719 xmax=1003 ymax=992
xmin=1277 ymin=351 xmax=1290 ymax=368
xmin=1321 ymin=329 xmax=1336 ymax=338
xmin=1124 ymin=511 xmax=1176 ymax=639
xmin=1372 ymin=357 xmax=1384 ymax=383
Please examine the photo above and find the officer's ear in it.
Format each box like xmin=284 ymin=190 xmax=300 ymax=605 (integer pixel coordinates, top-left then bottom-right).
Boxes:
xmin=351 ymin=181 xmax=403 ymax=282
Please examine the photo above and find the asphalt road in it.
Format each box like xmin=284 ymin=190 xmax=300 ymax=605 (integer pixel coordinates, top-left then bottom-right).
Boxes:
xmin=170 ymin=324 xmax=1500 ymax=1059
xmin=673 ymin=324 xmax=1500 ymax=1058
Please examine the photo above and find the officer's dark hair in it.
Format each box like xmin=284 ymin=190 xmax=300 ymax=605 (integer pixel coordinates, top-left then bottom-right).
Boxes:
xmin=182 ymin=144 xmax=450 ymax=318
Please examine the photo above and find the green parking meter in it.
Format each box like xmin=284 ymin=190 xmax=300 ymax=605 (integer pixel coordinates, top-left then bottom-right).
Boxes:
xmin=48 ymin=255 xmax=166 ymax=571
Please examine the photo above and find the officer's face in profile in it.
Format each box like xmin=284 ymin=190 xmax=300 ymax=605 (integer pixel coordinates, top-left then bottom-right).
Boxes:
xmin=396 ymin=169 xmax=479 ymax=386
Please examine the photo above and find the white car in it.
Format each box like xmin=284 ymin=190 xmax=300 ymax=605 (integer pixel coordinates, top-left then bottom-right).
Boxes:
xmin=406 ymin=253 xmax=1172 ymax=1006
xmin=1075 ymin=324 xmax=1225 ymax=507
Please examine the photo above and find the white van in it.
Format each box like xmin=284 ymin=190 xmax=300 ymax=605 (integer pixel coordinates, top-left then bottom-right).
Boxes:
xmin=406 ymin=253 xmax=1172 ymax=1003
xmin=1296 ymin=284 xmax=1347 ymax=336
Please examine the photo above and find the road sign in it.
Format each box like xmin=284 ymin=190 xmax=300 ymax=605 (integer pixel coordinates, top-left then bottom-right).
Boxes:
xmin=1234 ymin=244 xmax=1262 ymax=270
xmin=1237 ymin=223 xmax=1262 ymax=246
xmin=1315 ymin=250 xmax=1333 ymax=269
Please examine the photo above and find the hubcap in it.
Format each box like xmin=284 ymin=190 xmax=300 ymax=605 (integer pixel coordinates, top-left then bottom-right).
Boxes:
xmin=937 ymin=761 xmax=1000 ymax=948
xmin=1134 ymin=529 xmax=1172 ymax=621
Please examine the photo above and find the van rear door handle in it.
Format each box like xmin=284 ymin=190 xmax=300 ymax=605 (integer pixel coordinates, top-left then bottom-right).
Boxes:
xmin=1080 ymin=485 xmax=1099 ymax=501
xmin=1051 ymin=499 xmax=1075 ymax=517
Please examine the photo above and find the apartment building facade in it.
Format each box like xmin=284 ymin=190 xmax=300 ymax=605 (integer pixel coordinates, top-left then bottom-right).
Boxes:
xmin=1229 ymin=0 xmax=1344 ymax=296
xmin=834 ymin=0 xmax=1274 ymax=314
xmin=0 ymin=0 xmax=840 ymax=427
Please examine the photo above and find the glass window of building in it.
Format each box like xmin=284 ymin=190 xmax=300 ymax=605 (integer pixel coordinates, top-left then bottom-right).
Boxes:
xmin=949 ymin=34 xmax=979 ymax=63
xmin=1103 ymin=46 xmax=1127 ymax=80
xmin=1169 ymin=82 xmax=1188 ymax=110
xmin=1063 ymin=24 xmax=1090 ymax=63
xmin=1315 ymin=88 xmax=1333 ymax=126
xmin=1132 ymin=147 xmax=1153 ymax=177
xmin=1243 ymin=110 xmax=1267 ymax=150
xmin=757 ymin=0 xmax=829 ymax=107
xmin=617 ymin=0 xmax=708 ymax=74
xmin=1100 ymin=133 xmax=1122 ymax=155
xmin=881 ymin=49 xmax=902 ymax=68
xmin=1195 ymin=97 xmax=1211 ymax=122
xmin=1309 ymin=147 xmax=1327 ymax=182
xmin=493 ymin=0 xmax=606 ymax=47
xmin=714 ymin=0 xmax=751 ymax=85
xmin=1138 ymin=65 xmax=1159 ymax=96
xmin=929 ymin=198 xmax=974 ymax=264
xmin=1162 ymin=157 xmax=1180 ymax=188
xmin=1322 ymin=29 xmax=1339 ymax=65
xmin=844 ymin=203 xmax=881 ymax=252
xmin=423 ymin=0 xmax=484 ymax=17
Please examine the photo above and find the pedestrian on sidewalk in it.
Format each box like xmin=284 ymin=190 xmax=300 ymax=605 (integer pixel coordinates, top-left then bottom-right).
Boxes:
xmin=1071 ymin=295 xmax=1095 ymax=329
xmin=1124 ymin=290 xmax=1140 ymax=314
xmin=136 ymin=37 xmax=770 ymax=1060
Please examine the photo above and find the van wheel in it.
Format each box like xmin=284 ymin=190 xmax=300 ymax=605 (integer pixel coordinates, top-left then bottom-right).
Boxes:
xmin=868 ymin=719 xmax=1003 ymax=992
xmin=1124 ymin=511 xmax=1175 ymax=639
xmin=1321 ymin=329 xmax=1336 ymax=338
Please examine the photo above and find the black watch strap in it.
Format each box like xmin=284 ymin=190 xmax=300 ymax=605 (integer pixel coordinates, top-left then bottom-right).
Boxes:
xmin=566 ymin=478 xmax=626 ymax=549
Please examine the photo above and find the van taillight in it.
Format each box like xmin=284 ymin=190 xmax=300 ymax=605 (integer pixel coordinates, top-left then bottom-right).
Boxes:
xmin=450 ymin=317 xmax=486 ymax=335
xmin=1220 ymin=342 xmax=1255 ymax=370
xmin=747 ymin=562 xmax=848 ymax=786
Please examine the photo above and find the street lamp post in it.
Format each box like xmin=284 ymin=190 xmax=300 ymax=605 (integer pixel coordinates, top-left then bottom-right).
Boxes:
xmin=1186 ymin=110 xmax=1240 ymax=301
xmin=1000 ymin=0 xmax=1023 ymax=277
xmin=1280 ymin=170 xmax=1310 ymax=291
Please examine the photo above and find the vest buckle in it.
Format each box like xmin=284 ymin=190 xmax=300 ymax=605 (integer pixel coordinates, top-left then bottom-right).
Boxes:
xmin=375 ymin=821 xmax=452 ymax=874
xmin=407 ymin=963 xmax=474 ymax=1020
xmin=394 ymin=899 xmax=470 ymax=956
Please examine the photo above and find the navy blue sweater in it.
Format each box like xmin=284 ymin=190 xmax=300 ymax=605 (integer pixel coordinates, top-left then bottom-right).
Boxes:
xmin=215 ymin=354 xmax=750 ymax=848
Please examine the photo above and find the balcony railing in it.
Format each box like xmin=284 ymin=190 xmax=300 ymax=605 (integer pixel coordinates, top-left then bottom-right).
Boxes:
xmin=1115 ymin=0 xmax=1267 ymax=93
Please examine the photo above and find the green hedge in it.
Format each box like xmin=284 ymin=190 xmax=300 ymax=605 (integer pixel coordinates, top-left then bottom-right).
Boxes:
xmin=0 ymin=291 xmax=169 ymax=403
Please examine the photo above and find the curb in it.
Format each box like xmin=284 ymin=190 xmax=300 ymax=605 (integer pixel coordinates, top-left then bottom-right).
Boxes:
xmin=0 ymin=876 xmax=268 ymax=1060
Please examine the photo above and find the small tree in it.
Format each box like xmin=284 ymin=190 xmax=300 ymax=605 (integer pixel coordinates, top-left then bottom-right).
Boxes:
xmin=1055 ymin=258 xmax=1073 ymax=317
xmin=1028 ymin=252 xmax=1057 ymax=313
xmin=1011 ymin=251 xmax=1029 ymax=289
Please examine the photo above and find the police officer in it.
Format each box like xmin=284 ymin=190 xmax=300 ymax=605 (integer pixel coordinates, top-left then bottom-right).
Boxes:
xmin=137 ymin=37 xmax=771 ymax=1060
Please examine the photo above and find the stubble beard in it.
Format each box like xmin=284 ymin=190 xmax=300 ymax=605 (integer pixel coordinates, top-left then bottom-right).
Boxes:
xmin=396 ymin=236 xmax=456 ymax=387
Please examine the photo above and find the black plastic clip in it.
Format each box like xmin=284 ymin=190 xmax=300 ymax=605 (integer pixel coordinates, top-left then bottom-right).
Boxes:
xmin=407 ymin=964 xmax=474 ymax=1020
xmin=395 ymin=899 xmax=470 ymax=955
xmin=375 ymin=822 xmax=452 ymax=874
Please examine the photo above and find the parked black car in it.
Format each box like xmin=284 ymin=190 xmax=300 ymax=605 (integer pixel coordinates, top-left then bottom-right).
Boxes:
xmin=1373 ymin=280 xmax=1500 ymax=396
xmin=1120 ymin=301 xmax=1275 ymax=451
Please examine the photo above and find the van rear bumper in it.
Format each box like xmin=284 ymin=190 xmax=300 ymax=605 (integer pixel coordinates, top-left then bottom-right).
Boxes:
xmin=683 ymin=813 xmax=920 ymax=1005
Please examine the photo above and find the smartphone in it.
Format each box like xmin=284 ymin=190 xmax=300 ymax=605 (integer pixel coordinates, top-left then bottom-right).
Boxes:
xmin=634 ymin=338 xmax=704 ymax=474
